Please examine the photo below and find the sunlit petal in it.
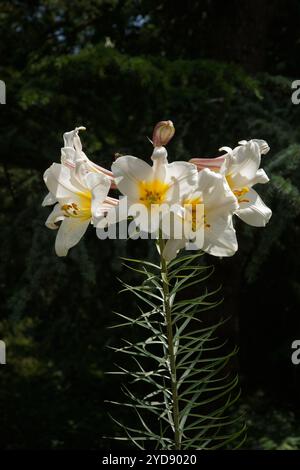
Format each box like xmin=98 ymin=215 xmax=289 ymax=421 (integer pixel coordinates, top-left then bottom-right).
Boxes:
xmin=235 ymin=188 xmax=272 ymax=227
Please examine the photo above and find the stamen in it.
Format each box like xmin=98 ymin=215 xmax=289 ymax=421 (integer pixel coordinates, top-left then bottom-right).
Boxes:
xmin=61 ymin=198 xmax=91 ymax=220
xmin=233 ymin=187 xmax=249 ymax=198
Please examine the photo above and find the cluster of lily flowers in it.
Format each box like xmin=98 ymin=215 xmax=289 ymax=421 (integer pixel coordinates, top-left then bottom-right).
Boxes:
xmin=43 ymin=121 xmax=272 ymax=261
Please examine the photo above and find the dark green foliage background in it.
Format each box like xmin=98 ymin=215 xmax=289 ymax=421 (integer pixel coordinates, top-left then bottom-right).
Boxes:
xmin=0 ymin=0 xmax=300 ymax=449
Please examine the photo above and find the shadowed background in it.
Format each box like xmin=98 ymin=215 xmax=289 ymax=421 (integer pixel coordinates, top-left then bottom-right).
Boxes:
xmin=1 ymin=0 xmax=300 ymax=449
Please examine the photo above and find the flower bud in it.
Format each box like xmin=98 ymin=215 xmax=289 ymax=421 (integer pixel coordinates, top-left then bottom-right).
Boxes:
xmin=152 ymin=120 xmax=175 ymax=147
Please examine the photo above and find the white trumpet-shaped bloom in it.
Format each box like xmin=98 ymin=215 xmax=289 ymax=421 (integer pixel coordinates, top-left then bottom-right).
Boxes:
xmin=163 ymin=169 xmax=239 ymax=262
xmin=42 ymin=127 xmax=117 ymax=256
xmin=219 ymin=140 xmax=272 ymax=227
xmin=44 ymin=161 xmax=112 ymax=256
xmin=111 ymin=146 xmax=198 ymax=233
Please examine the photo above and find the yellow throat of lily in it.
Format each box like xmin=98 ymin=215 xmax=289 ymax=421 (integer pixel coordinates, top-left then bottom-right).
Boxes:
xmin=226 ymin=174 xmax=250 ymax=203
xmin=61 ymin=192 xmax=92 ymax=220
xmin=139 ymin=180 xmax=170 ymax=207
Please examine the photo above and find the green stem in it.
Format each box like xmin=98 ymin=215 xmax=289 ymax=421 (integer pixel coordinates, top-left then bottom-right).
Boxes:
xmin=158 ymin=236 xmax=181 ymax=450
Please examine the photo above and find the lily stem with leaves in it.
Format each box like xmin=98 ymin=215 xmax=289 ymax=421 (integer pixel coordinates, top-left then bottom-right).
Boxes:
xmin=158 ymin=235 xmax=181 ymax=450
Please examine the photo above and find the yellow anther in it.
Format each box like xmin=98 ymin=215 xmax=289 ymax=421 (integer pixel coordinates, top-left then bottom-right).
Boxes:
xmin=61 ymin=192 xmax=92 ymax=220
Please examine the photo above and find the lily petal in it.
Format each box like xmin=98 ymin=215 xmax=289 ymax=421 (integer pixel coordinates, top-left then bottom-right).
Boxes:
xmin=249 ymin=168 xmax=269 ymax=186
xmin=112 ymin=155 xmax=153 ymax=199
xmin=63 ymin=126 xmax=86 ymax=152
xmin=42 ymin=192 xmax=57 ymax=207
xmin=167 ymin=161 xmax=198 ymax=201
xmin=239 ymin=139 xmax=270 ymax=155
xmin=44 ymin=163 xmax=85 ymax=200
xmin=55 ymin=217 xmax=90 ymax=257
xmin=235 ymin=188 xmax=272 ymax=227
xmin=198 ymin=169 xmax=238 ymax=216
xmin=227 ymin=141 xmax=261 ymax=188
xmin=45 ymin=203 xmax=65 ymax=229
xmin=83 ymin=172 xmax=111 ymax=219
xmin=203 ymin=215 xmax=238 ymax=257
xmin=61 ymin=147 xmax=77 ymax=169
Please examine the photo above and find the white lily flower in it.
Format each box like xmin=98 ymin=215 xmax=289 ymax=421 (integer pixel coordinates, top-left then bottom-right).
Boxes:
xmin=163 ymin=168 xmax=239 ymax=262
xmin=111 ymin=146 xmax=198 ymax=233
xmin=219 ymin=140 xmax=272 ymax=227
xmin=43 ymin=161 xmax=112 ymax=256
xmin=42 ymin=126 xmax=118 ymax=256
